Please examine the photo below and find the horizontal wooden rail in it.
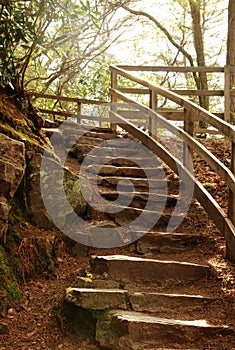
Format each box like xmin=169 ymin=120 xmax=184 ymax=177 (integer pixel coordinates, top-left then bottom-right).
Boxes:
xmin=118 ymin=87 xmax=224 ymax=96
xmin=28 ymin=91 xmax=105 ymax=105
xmin=38 ymin=109 xmax=108 ymax=122
xmin=116 ymin=65 xmax=228 ymax=73
xmin=28 ymin=91 xmax=108 ymax=125
xmin=110 ymin=64 xmax=235 ymax=262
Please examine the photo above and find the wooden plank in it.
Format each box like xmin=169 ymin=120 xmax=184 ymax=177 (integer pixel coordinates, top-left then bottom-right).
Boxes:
xmin=194 ymin=128 xmax=222 ymax=135
xmin=110 ymin=88 xmax=141 ymax=105
xmin=225 ymin=218 xmax=235 ymax=263
xmin=224 ymin=65 xmax=231 ymax=122
xmin=118 ymin=110 xmax=148 ymax=120
xmin=158 ymin=110 xmax=185 ymax=121
xmin=170 ymin=90 xmax=224 ymax=96
xmin=114 ymin=65 xmax=225 ymax=73
xmin=118 ymin=87 xmax=223 ymax=97
xmin=28 ymin=92 xmax=106 ymax=105
xmin=118 ymin=88 xmax=150 ymax=94
xmin=38 ymin=109 xmax=108 ymax=122
xmin=39 ymin=108 xmax=73 ymax=118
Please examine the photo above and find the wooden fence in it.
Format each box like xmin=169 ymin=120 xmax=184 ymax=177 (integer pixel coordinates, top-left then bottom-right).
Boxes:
xmin=28 ymin=92 xmax=108 ymax=125
xmin=109 ymin=64 xmax=235 ymax=262
xmin=111 ymin=65 xmax=235 ymax=126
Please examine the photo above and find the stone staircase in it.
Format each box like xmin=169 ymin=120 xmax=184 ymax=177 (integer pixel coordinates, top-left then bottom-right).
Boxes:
xmin=49 ymin=124 xmax=235 ymax=349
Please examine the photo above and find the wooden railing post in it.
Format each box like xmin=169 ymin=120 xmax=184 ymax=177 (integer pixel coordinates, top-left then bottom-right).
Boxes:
xmin=227 ymin=139 xmax=235 ymax=261
xmin=110 ymin=69 xmax=118 ymax=131
xmin=77 ymin=101 xmax=81 ymax=124
xmin=183 ymin=108 xmax=194 ymax=173
xmin=224 ymin=65 xmax=231 ymax=123
xmin=149 ymin=90 xmax=158 ymax=138
xmin=228 ymin=140 xmax=235 ymax=225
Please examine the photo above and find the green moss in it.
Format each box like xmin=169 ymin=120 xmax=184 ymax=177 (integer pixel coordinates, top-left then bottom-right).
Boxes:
xmin=0 ymin=246 xmax=22 ymax=310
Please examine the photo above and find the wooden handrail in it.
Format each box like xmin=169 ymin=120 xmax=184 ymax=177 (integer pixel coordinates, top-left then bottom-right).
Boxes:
xmin=116 ymin=65 xmax=228 ymax=73
xmin=110 ymin=65 xmax=235 ymax=141
xmin=28 ymin=91 xmax=106 ymax=105
xmin=109 ymin=64 xmax=235 ymax=262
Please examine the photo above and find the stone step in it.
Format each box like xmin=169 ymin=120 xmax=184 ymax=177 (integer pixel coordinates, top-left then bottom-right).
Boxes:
xmin=129 ymin=292 xmax=219 ymax=317
xmin=86 ymin=164 xmax=163 ymax=178
xmin=65 ymin=287 xmax=221 ymax=321
xmin=98 ymin=188 xmax=178 ymax=208
xmin=65 ymin=287 xmax=128 ymax=310
xmin=102 ymin=205 xmax=184 ymax=227
xmin=90 ymin=255 xmax=210 ymax=286
xmin=83 ymin=154 xmax=160 ymax=166
xmin=83 ymin=131 xmax=119 ymax=140
xmin=89 ymin=146 xmax=158 ymax=159
xmin=135 ymin=231 xmax=201 ymax=254
xmin=73 ymin=275 xmax=224 ymax=299
xmin=96 ymin=310 xmax=231 ymax=350
xmin=81 ymin=126 xmax=114 ymax=133
xmin=96 ymin=176 xmax=168 ymax=190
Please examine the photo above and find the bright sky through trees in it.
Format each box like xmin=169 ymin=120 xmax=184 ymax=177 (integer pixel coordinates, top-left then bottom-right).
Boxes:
xmin=106 ymin=0 xmax=228 ymax=66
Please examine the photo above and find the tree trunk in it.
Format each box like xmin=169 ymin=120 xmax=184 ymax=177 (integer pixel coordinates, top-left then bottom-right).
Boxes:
xmin=227 ymin=0 xmax=235 ymax=123
xmin=189 ymin=0 xmax=208 ymax=132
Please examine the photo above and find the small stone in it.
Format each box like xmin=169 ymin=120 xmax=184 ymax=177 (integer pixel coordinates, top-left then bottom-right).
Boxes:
xmin=0 ymin=322 xmax=9 ymax=335
xmin=7 ymin=308 xmax=16 ymax=317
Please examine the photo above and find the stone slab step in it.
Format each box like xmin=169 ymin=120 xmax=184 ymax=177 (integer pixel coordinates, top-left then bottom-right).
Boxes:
xmin=73 ymin=275 xmax=224 ymax=299
xmin=97 ymin=176 xmax=168 ymax=190
xmin=90 ymin=146 xmax=159 ymax=159
xmin=135 ymin=231 xmax=200 ymax=254
xmin=65 ymin=287 xmax=220 ymax=321
xmin=98 ymin=188 xmax=178 ymax=207
xmin=129 ymin=292 xmax=218 ymax=316
xmin=103 ymin=205 xmax=183 ymax=227
xmin=84 ymin=131 xmax=118 ymax=140
xmin=86 ymin=164 xmax=163 ymax=178
xmin=65 ymin=287 xmax=128 ymax=310
xmin=96 ymin=310 xmax=231 ymax=350
xmin=83 ymin=155 xmax=160 ymax=166
xmin=81 ymin=126 xmax=114 ymax=133
xmin=69 ymin=136 xmax=104 ymax=147
xmin=90 ymin=255 xmax=210 ymax=286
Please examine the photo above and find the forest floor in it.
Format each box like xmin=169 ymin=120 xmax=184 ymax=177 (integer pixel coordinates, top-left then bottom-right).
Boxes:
xmin=0 ymin=137 xmax=235 ymax=350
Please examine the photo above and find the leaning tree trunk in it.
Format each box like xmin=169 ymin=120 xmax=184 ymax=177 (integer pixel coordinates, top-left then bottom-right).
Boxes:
xmin=227 ymin=0 xmax=235 ymax=123
xmin=189 ymin=0 xmax=209 ymax=132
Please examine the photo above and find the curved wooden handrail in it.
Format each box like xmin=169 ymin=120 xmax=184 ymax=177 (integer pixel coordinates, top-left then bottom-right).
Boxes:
xmin=110 ymin=88 xmax=235 ymax=193
xmin=109 ymin=65 xmax=235 ymax=262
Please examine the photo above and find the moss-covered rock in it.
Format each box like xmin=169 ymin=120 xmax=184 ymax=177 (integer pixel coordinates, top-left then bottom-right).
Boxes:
xmin=0 ymin=89 xmax=87 ymax=312
xmin=0 ymin=245 xmax=22 ymax=312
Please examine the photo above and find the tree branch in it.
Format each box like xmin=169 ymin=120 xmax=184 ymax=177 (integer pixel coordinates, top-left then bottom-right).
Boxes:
xmin=121 ymin=4 xmax=195 ymax=67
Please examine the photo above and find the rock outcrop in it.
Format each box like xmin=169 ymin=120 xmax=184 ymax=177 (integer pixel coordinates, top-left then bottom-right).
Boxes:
xmin=0 ymin=91 xmax=87 ymax=311
xmin=0 ymin=134 xmax=26 ymax=238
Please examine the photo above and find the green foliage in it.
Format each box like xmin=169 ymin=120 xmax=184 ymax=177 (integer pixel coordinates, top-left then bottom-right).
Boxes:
xmin=77 ymin=62 xmax=114 ymax=101
xmin=0 ymin=0 xmax=37 ymax=88
xmin=0 ymin=0 xmax=117 ymax=94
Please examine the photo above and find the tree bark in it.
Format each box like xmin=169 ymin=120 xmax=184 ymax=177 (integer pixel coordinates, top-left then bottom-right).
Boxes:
xmin=189 ymin=0 xmax=209 ymax=111
xmin=227 ymin=0 xmax=235 ymax=122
